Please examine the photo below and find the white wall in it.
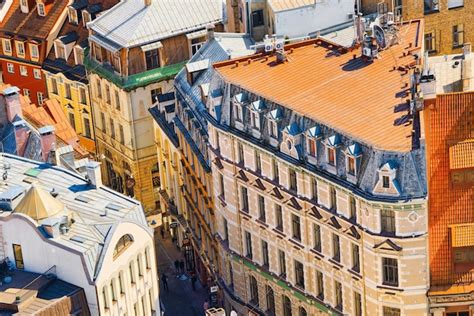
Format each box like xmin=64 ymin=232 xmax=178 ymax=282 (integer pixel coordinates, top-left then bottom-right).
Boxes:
xmin=274 ymin=0 xmax=355 ymax=38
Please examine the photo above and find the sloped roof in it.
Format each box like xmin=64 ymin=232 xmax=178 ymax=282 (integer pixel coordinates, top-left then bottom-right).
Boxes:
xmin=15 ymin=185 xmax=64 ymax=220
xmin=268 ymin=0 xmax=316 ymax=12
xmin=449 ymin=140 xmax=474 ymax=170
xmin=89 ymin=0 xmax=223 ymax=48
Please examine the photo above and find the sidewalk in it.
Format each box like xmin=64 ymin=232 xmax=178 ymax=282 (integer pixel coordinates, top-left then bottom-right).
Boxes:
xmin=155 ymin=232 xmax=209 ymax=316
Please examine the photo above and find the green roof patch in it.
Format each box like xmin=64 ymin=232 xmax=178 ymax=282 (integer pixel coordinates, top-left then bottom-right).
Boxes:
xmin=24 ymin=168 xmax=42 ymax=178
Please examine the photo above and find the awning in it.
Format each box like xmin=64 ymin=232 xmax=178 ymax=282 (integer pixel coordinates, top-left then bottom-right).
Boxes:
xmin=89 ymin=34 xmax=121 ymax=53
xmin=450 ymin=223 xmax=474 ymax=248
xmin=141 ymin=41 xmax=163 ymax=52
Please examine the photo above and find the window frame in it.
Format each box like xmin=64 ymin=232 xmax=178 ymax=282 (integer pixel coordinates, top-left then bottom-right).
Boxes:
xmin=452 ymin=24 xmax=464 ymax=48
xmin=19 ymin=65 xmax=27 ymax=77
xmin=6 ymin=63 xmax=14 ymax=73
xmin=382 ymin=257 xmax=399 ymax=287
xmin=37 ymin=3 xmax=46 ymax=16
xmin=291 ymin=214 xmax=301 ymax=241
xmin=294 ymin=260 xmax=305 ymax=289
xmin=332 ymin=233 xmax=341 ymax=262
xmin=33 ymin=69 xmax=41 ymax=79
xmin=15 ymin=41 xmax=25 ymax=57
xmin=2 ymin=39 xmax=12 ymax=55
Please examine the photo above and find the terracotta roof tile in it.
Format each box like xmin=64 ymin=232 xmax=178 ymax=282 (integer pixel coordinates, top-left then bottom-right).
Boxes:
xmin=450 ymin=223 xmax=474 ymax=248
xmin=449 ymin=140 xmax=474 ymax=170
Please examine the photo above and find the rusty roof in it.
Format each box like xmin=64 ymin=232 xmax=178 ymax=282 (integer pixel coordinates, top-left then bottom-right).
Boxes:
xmin=215 ymin=20 xmax=423 ymax=152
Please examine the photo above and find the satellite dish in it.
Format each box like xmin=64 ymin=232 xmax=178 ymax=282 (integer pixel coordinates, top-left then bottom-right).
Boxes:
xmin=275 ymin=39 xmax=284 ymax=51
xmin=373 ymin=24 xmax=386 ymax=49
xmin=264 ymin=38 xmax=274 ymax=52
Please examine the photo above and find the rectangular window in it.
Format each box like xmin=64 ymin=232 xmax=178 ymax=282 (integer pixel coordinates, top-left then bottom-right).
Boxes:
xmin=350 ymin=197 xmax=357 ymax=221
xmin=19 ymin=65 xmax=27 ymax=76
xmin=382 ymin=175 xmax=390 ymax=188
xmin=96 ymin=80 xmax=102 ymax=98
xmin=381 ymin=209 xmax=396 ymax=234
xmin=68 ymin=112 xmax=75 ymax=130
xmin=238 ymin=143 xmax=244 ymax=164
xmin=79 ymin=87 xmax=87 ymax=104
xmin=37 ymin=92 xmax=44 ymax=105
xmin=275 ymin=204 xmax=283 ymax=231
xmin=115 ymin=90 xmax=121 ymax=110
xmin=16 ymin=41 xmax=25 ymax=57
xmin=258 ymin=195 xmax=266 ymax=222
xmin=308 ymin=138 xmax=316 ymax=156
xmin=223 ymin=218 xmax=228 ymax=240
xmin=84 ymin=117 xmax=91 ymax=138
xmin=129 ymin=262 xmax=135 ymax=283
xmin=332 ymin=233 xmax=340 ymax=262
xmin=272 ymin=159 xmax=279 ymax=182
xmin=330 ymin=187 xmax=337 ymax=211
xmin=352 ymin=244 xmax=360 ymax=272
xmin=218 ymin=174 xmax=225 ymax=199
xmin=335 ymin=281 xmax=343 ymax=311
xmin=241 ymin=186 xmax=249 ymax=212
xmin=328 ymin=147 xmax=336 ymax=165
xmin=50 ymin=78 xmax=58 ymax=94
xmin=110 ymin=118 xmax=115 ymax=139
xmin=145 ymin=49 xmax=160 ymax=70
xmin=74 ymin=46 xmax=84 ymax=65
xmin=292 ymin=214 xmax=301 ymax=241
xmin=2 ymin=39 xmax=12 ymax=54
xmin=383 ymin=307 xmax=401 ymax=316
xmin=191 ymin=36 xmax=206 ymax=56
xmin=55 ymin=43 xmax=65 ymax=59
xmin=252 ymin=9 xmax=264 ymax=27
xmin=102 ymin=287 xmax=109 ymax=308
xmin=289 ymin=169 xmax=297 ymax=192
xmin=151 ymin=88 xmax=162 ymax=104
xmin=113 ymin=53 xmax=121 ymax=73
xmin=23 ymin=89 xmax=30 ymax=97
xmin=111 ymin=281 xmax=116 ymax=301
xmin=448 ymin=0 xmax=464 ymax=8
xmin=424 ymin=0 xmax=439 ymax=13
xmin=245 ymin=231 xmax=253 ymax=259
xmin=262 ymin=240 xmax=269 ymax=267
xmin=30 ymin=44 xmax=39 ymax=59
xmin=354 ymin=292 xmax=362 ymax=316
xmin=294 ymin=260 xmax=304 ymax=289
xmin=278 ymin=249 xmax=286 ymax=277
xmin=37 ymin=3 xmax=45 ymax=16
xmin=33 ymin=69 xmax=41 ymax=79
xmin=6 ymin=63 xmax=14 ymax=73
xmin=316 ymin=270 xmax=324 ymax=299
xmin=348 ymin=156 xmax=356 ymax=175
xmin=118 ymin=124 xmax=124 ymax=144
xmin=65 ymin=83 xmax=72 ymax=99
xmin=453 ymin=24 xmax=464 ymax=48
xmin=105 ymin=85 xmax=111 ymax=104
xmin=100 ymin=112 xmax=106 ymax=132
xmin=311 ymin=178 xmax=318 ymax=202
xmin=234 ymin=104 xmax=243 ymax=121
xmin=13 ymin=244 xmax=24 ymax=269
xmin=270 ymin=121 xmax=278 ymax=137
xmin=118 ymin=272 xmax=124 ymax=293
xmin=382 ymin=257 xmax=399 ymax=286
xmin=424 ymin=32 xmax=436 ymax=53
xmin=255 ymin=151 xmax=261 ymax=173
xmin=314 ymin=224 xmax=321 ymax=252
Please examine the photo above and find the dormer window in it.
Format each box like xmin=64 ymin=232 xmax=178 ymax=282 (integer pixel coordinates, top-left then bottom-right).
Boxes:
xmin=250 ymin=100 xmax=265 ymax=130
xmin=382 ymin=176 xmax=390 ymax=188
xmin=328 ymin=147 xmax=336 ymax=165
xmin=325 ymin=134 xmax=341 ymax=166
xmin=55 ymin=41 xmax=66 ymax=59
xmin=345 ymin=143 xmax=362 ymax=178
xmin=74 ymin=46 xmax=84 ymax=65
xmin=267 ymin=108 xmax=282 ymax=141
xmin=15 ymin=41 xmax=25 ymax=58
xmin=280 ymin=122 xmax=302 ymax=160
xmin=348 ymin=157 xmax=356 ymax=174
xmin=29 ymin=44 xmax=39 ymax=60
xmin=306 ymin=126 xmax=322 ymax=164
xmin=373 ymin=161 xmax=401 ymax=197
xmin=37 ymin=3 xmax=46 ymax=16
xmin=82 ymin=11 xmax=91 ymax=26
xmin=2 ymin=39 xmax=12 ymax=55
xmin=233 ymin=93 xmax=248 ymax=129
xmin=68 ymin=7 xmax=78 ymax=24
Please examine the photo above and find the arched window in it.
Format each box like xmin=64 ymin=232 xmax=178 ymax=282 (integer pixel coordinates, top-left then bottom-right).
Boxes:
xmin=283 ymin=295 xmax=292 ymax=316
xmin=113 ymin=234 xmax=134 ymax=259
xmin=299 ymin=307 xmax=307 ymax=316
xmin=266 ymin=285 xmax=275 ymax=315
xmin=249 ymin=275 xmax=259 ymax=306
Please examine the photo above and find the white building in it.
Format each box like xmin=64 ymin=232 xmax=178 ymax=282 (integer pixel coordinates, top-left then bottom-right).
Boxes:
xmin=0 ymin=153 xmax=160 ymax=316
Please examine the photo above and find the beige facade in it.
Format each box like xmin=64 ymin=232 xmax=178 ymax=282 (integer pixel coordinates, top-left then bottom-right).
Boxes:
xmin=209 ymin=125 xmax=429 ymax=316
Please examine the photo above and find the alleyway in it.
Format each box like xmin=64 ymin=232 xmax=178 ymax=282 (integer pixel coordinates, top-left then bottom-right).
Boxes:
xmin=155 ymin=232 xmax=210 ymax=316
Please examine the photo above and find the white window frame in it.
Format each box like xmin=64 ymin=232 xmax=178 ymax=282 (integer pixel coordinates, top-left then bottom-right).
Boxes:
xmin=6 ymin=63 xmax=14 ymax=73
xmin=15 ymin=41 xmax=25 ymax=57
xmin=82 ymin=10 xmax=91 ymax=26
xmin=33 ymin=69 xmax=41 ymax=79
xmin=54 ymin=41 xmax=66 ymax=60
xmin=29 ymin=43 xmax=39 ymax=59
xmin=250 ymin=111 xmax=260 ymax=130
xmin=74 ymin=46 xmax=84 ymax=65
xmin=68 ymin=7 xmax=78 ymax=24
xmin=37 ymin=92 xmax=45 ymax=105
xmin=2 ymin=39 xmax=12 ymax=55
xmin=234 ymin=103 xmax=243 ymax=122
xmin=37 ymin=3 xmax=46 ymax=16
xmin=19 ymin=65 xmax=27 ymax=77
xmin=448 ymin=0 xmax=464 ymax=8
xmin=269 ymin=120 xmax=278 ymax=138
xmin=23 ymin=89 xmax=30 ymax=97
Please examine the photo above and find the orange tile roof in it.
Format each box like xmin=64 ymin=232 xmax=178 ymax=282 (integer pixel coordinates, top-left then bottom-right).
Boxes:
xmin=268 ymin=0 xmax=315 ymax=11
xmin=215 ymin=20 xmax=423 ymax=152
xmin=449 ymin=140 xmax=474 ymax=170
xmin=450 ymin=223 xmax=474 ymax=248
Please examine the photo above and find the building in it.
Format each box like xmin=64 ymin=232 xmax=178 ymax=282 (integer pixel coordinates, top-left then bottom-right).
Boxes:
xmin=150 ymin=31 xmax=254 ymax=287
xmin=0 ymin=0 xmax=69 ymax=105
xmin=421 ymin=46 xmax=474 ymax=316
xmin=85 ymin=0 xmax=223 ymax=212
xmin=205 ymin=19 xmax=429 ymax=315
xmin=43 ymin=0 xmax=120 ymax=154
xmin=361 ymin=0 xmax=472 ymax=56
xmin=0 ymin=152 xmax=160 ymax=316
xmin=225 ymin=0 xmax=357 ymax=41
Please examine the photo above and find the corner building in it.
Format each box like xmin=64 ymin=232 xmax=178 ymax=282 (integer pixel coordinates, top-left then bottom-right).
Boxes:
xmin=207 ymin=20 xmax=429 ymax=315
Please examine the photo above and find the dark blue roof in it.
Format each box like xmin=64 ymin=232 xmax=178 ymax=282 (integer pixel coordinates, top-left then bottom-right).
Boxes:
xmin=71 ymin=0 xmax=89 ymax=10
xmin=158 ymin=92 xmax=175 ymax=103
xmin=59 ymin=32 xmax=79 ymax=45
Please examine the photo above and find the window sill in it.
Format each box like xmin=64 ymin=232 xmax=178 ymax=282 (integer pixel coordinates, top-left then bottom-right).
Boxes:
xmin=378 ymin=284 xmax=402 ymax=291
xmin=448 ymin=5 xmax=464 ymax=9
xmin=424 ymin=9 xmax=440 ymax=15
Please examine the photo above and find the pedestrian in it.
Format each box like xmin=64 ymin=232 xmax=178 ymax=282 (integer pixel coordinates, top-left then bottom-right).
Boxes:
xmin=179 ymin=260 xmax=185 ymax=273
xmin=191 ymin=273 xmax=197 ymax=291
xmin=160 ymin=227 xmax=165 ymax=239
xmin=203 ymin=300 xmax=209 ymax=311
xmin=174 ymin=260 xmax=179 ymax=273
xmin=161 ymin=273 xmax=169 ymax=291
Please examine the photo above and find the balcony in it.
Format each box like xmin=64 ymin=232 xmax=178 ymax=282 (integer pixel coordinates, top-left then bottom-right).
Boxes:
xmin=84 ymin=49 xmax=187 ymax=91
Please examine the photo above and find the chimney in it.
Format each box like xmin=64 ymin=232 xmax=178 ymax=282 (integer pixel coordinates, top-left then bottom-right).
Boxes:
xmin=144 ymin=0 xmax=152 ymax=6
xmin=56 ymin=145 xmax=75 ymax=169
xmin=462 ymin=43 xmax=473 ymax=91
xmin=12 ymin=119 xmax=29 ymax=157
xmin=1 ymin=86 xmax=22 ymax=123
xmin=86 ymin=161 xmax=102 ymax=187
xmin=206 ymin=24 xmax=215 ymax=40
xmin=38 ymin=125 xmax=56 ymax=162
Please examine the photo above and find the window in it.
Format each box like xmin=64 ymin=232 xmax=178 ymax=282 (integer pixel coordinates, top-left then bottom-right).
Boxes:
xmin=113 ymin=53 xmax=121 ymax=73
xmin=383 ymin=306 xmax=401 ymax=316
xmin=129 ymin=261 xmax=135 ymax=283
xmin=448 ymin=0 xmax=464 ymax=8
xmin=2 ymin=39 xmax=12 ymax=54
xmin=382 ymin=257 xmax=399 ymax=286
xmin=105 ymin=85 xmax=111 ymax=104
xmin=151 ymin=88 xmax=162 ymax=104
xmin=381 ymin=209 xmax=396 ymax=234
xmin=37 ymin=3 xmax=46 ymax=16
xmin=100 ymin=112 xmax=106 ymax=132
xmin=68 ymin=7 xmax=78 ymax=24
xmin=262 ymin=240 xmax=269 ymax=267
xmin=266 ymin=286 xmax=275 ymax=315
xmin=347 ymin=156 xmax=356 ymax=175
xmin=191 ymin=36 xmax=206 ymax=56
xmin=272 ymin=159 xmax=279 ymax=182
xmin=354 ymin=292 xmax=362 ymax=316
xmin=316 ymin=270 xmax=324 ymax=300
xmin=68 ymin=112 xmax=75 ymax=130
xmin=51 ymin=78 xmax=58 ymax=94
xmin=255 ymin=151 xmax=261 ymax=173
xmin=311 ymin=178 xmax=318 ymax=202
xmin=137 ymin=255 xmax=143 ymax=276
xmin=307 ymin=138 xmax=316 ymax=157
xmin=258 ymin=195 xmax=266 ymax=222
xmin=352 ymin=244 xmax=360 ymax=272
xmin=332 ymin=234 xmax=340 ymax=262
xmin=238 ymin=143 xmax=244 ymax=164
xmin=289 ymin=169 xmax=297 ymax=192
xmin=74 ymin=46 xmax=84 ymax=65
xmin=327 ymin=147 xmax=336 ymax=165
xmin=65 ymin=83 xmax=72 ymax=99
xmin=245 ymin=231 xmax=253 ymax=259
xmin=19 ymin=65 xmax=27 ymax=76
xmin=6 ymin=63 xmax=14 ymax=73
xmin=33 ymin=69 xmax=41 ymax=79
xmin=92 ymin=42 xmax=102 ymax=62
xmin=16 ymin=41 xmax=25 ymax=57
xmin=113 ymin=234 xmax=134 ymax=259
xmin=294 ymin=260 xmax=304 ymax=289
xmin=335 ymin=281 xmax=343 ymax=311
xmin=269 ymin=120 xmax=278 ymax=137
xmin=118 ymin=272 xmax=125 ymax=293
xmin=234 ymin=103 xmax=243 ymax=121
xmin=279 ymin=249 xmax=286 ymax=277
xmin=241 ymin=186 xmax=249 ymax=212
xmin=55 ymin=42 xmax=66 ymax=59
xmin=425 ymin=32 xmax=436 ymax=53
xmin=79 ymin=87 xmax=87 ymax=104
xmin=314 ymin=224 xmax=321 ymax=252
xmin=23 ymin=89 xmax=30 ymax=97
xmin=350 ymin=197 xmax=357 ymax=221
xmin=249 ymin=276 xmax=259 ymax=306
xmin=145 ymin=247 xmax=151 ymax=269
xmin=37 ymin=92 xmax=44 ymax=105
xmin=292 ymin=214 xmax=301 ymax=241
xmin=424 ymin=0 xmax=439 ymax=13
xmin=145 ymin=49 xmax=160 ymax=70
xmin=330 ymin=187 xmax=337 ymax=211
xmin=115 ymin=91 xmax=121 ymax=110
xmin=218 ymin=174 xmax=225 ymax=199
xmin=282 ymin=295 xmax=292 ymax=316
xmin=84 ymin=117 xmax=91 ymax=138
xmin=299 ymin=307 xmax=307 ymax=316
xmin=223 ymin=217 xmax=228 ymax=241
xmin=28 ymin=44 xmax=39 ymax=60
xmin=110 ymin=118 xmax=115 ymax=139
xmin=111 ymin=281 xmax=116 ymax=301
xmin=252 ymin=9 xmax=264 ymax=27
xmin=275 ymin=204 xmax=283 ymax=230
xmin=82 ymin=10 xmax=91 ymax=26
xmin=102 ymin=287 xmax=109 ymax=309
xmin=453 ymin=24 xmax=464 ymax=48
xmin=251 ymin=112 xmax=259 ymax=129
xmin=13 ymin=244 xmax=24 ymax=269
xmin=96 ymin=80 xmax=102 ymax=98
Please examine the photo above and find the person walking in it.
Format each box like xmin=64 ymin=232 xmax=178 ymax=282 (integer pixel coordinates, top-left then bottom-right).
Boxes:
xmin=174 ymin=260 xmax=180 ymax=274
xmin=160 ymin=227 xmax=165 ymax=239
xmin=191 ymin=273 xmax=197 ymax=291
xmin=161 ymin=273 xmax=169 ymax=292
xmin=179 ymin=260 xmax=185 ymax=273
xmin=203 ymin=300 xmax=209 ymax=312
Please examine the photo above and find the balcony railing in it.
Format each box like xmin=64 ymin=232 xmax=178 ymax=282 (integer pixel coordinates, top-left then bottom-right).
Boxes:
xmin=84 ymin=49 xmax=187 ymax=91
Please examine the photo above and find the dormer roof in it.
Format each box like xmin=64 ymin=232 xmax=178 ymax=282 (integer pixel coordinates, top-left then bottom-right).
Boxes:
xmin=327 ymin=134 xmax=341 ymax=147
xmin=307 ymin=126 xmax=322 ymax=138
xmin=251 ymin=100 xmax=265 ymax=111
xmin=234 ymin=92 xmax=248 ymax=103
xmin=284 ymin=122 xmax=301 ymax=136
xmin=347 ymin=143 xmax=362 ymax=156
xmin=268 ymin=108 xmax=282 ymax=120
xmin=15 ymin=185 xmax=64 ymax=221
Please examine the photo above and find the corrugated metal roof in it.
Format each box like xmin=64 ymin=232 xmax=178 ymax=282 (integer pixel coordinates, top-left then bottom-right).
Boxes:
xmin=90 ymin=0 xmax=223 ymax=48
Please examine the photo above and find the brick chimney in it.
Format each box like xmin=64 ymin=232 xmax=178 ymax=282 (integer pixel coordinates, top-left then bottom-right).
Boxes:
xmin=86 ymin=161 xmax=102 ymax=187
xmin=0 ymin=86 xmax=22 ymax=123
xmin=38 ymin=125 xmax=56 ymax=162
xmin=12 ymin=120 xmax=29 ymax=157
xmin=144 ymin=0 xmax=152 ymax=6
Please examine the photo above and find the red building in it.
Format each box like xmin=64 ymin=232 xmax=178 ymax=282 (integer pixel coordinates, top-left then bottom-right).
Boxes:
xmin=0 ymin=0 xmax=68 ymax=105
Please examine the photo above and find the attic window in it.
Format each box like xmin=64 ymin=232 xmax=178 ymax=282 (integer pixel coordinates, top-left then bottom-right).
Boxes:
xmin=68 ymin=7 xmax=78 ymax=24
xmin=82 ymin=10 xmax=91 ymax=26
xmin=113 ymin=234 xmax=134 ymax=259
xmin=55 ymin=41 xmax=66 ymax=60
xmin=74 ymin=46 xmax=84 ymax=65
xmin=325 ymin=135 xmax=341 ymax=167
xmin=70 ymin=235 xmax=86 ymax=243
xmin=328 ymin=147 xmax=336 ymax=165
xmin=37 ymin=3 xmax=46 ymax=16
xmin=267 ymin=108 xmax=282 ymax=139
xmin=250 ymin=100 xmax=265 ymax=131
xmin=306 ymin=126 xmax=321 ymax=158
xmin=345 ymin=143 xmax=362 ymax=176
xmin=382 ymin=176 xmax=390 ymax=188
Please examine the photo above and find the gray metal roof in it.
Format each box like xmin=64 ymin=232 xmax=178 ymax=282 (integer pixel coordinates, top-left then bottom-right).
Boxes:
xmin=89 ymin=0 xmax=223 ymax=48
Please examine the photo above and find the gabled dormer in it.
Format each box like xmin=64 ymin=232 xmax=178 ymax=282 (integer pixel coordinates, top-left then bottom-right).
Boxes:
xmin=373 ymin=161 xmax=401 ymax=197
xmin=68 ymin=1 xmax=88 ymax=25
xmin=306 ymin=126 xmax=322 ymax=165
xmin=280 ymin=122 xmax=302 ymax=160
xmin=324 ymin=134 xmax=341 ymax=173
xmin=233 ymin=92 xmax=248 ymax=131
xmin=54 ymin=32 xmax=79 ymax=60
xmin=249 ymin=100 xmax=265 ymax=138
xmin=20 ymin=0 xmax=35 ymax=14
xmin=267 ymin=108 xmax=282 ymax=147
xmin=345 ymin=143 xmax=362 ymax=183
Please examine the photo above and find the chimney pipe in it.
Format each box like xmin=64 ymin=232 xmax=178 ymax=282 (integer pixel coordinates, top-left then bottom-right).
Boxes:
xmin=86 ymin=161 xmax=102 ymax=187
xmin=206 ymin=24 xmax=215 ymax=40
xmin=1 ymin=86 xmax=22 ymax=123
xmin=38 ymin=125 xmax=56 ymax=162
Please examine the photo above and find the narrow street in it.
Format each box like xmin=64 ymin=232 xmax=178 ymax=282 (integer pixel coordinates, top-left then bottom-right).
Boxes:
xmin=155 ymin=232 xmax=210 ymax=316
